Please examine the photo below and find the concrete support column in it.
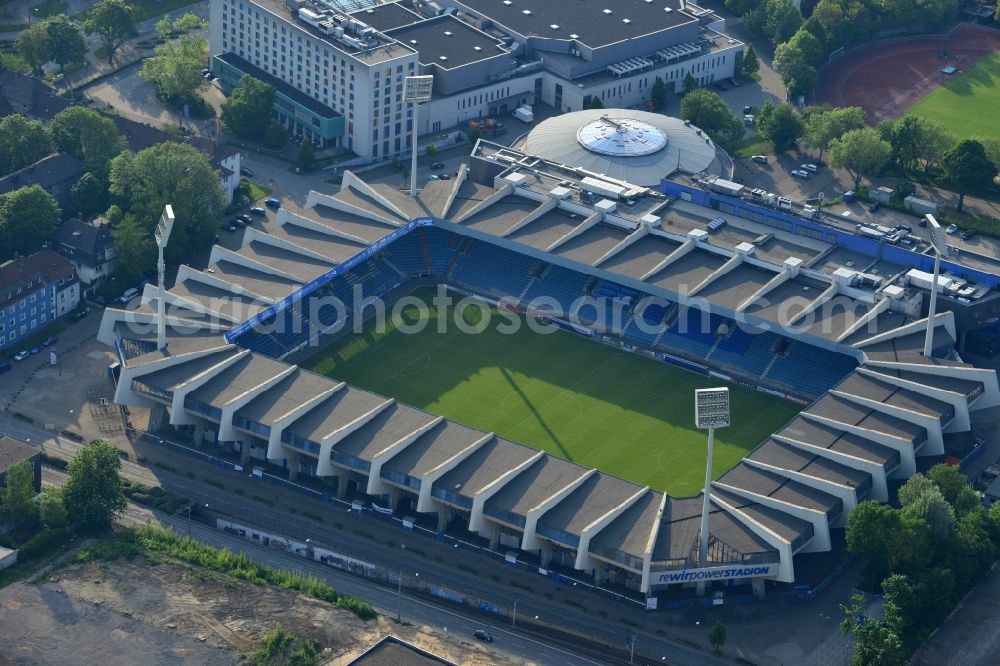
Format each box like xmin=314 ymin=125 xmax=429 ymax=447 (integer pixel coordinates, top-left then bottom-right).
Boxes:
xmin=239 ymin=441 xmax=250 ymax=466
xmin=389 ymin=487 xmax=402 ymax=510
xmin=489 ymin=525 xmax=500 ymax=550
xmin=287 ymin=451 xmax=301 ymax=481
xmin=752 ymin=577 xmax=766 ymax=600
xmin=192 ymin=420 xmax=205 ymax=448
xmin=540 ymin=540 xmax=552 ymax=567
xmin=149 ymin=404 xmax=168 ymax=432
xmin=335 ymin=472 xmax=349 ymax=499
xmin=436 ymin=508 xmax=449 ymax=532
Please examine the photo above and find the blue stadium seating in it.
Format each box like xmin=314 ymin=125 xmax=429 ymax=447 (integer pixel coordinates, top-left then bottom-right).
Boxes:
xmin=229 ymin=227 xmax=860 ymax=395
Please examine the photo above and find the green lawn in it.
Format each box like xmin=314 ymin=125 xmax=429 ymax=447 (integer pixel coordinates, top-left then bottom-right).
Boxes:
xmin=303 ymin=291 xmax=801 ymax=495
xmin=909 ymin=51 xmax=1000 ymax=141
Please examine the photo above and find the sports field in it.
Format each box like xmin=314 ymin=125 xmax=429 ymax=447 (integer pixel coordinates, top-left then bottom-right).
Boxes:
xmin=304 ymin=291 xmax=801 ymax=495
xmin=909 ymin=51 xmax=1000 ymax=140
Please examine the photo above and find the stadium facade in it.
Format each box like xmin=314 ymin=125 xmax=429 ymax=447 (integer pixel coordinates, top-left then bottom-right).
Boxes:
xmin=99 ymin=141 xmax=1000 ymax=599
xmin=207 ymin=0 xmax=743 ymax=159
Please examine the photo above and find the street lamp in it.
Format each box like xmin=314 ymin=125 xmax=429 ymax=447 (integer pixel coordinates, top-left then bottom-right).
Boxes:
xmin=695 ymin=387 xmax=730 ymax=596
xmin=923 ymin=214 xmax=947 ymax=358
xmin=403 ymin=75 xmax=434 ymax=198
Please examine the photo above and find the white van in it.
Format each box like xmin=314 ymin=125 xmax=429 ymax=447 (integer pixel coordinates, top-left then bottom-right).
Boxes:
xmin=777 ymin=197 xmax=792 ymax=210
xmin=119 ymin=287 xmax=139 ymax=304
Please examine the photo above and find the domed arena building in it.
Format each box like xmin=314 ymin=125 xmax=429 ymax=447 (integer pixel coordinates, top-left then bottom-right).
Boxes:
xmin=517 ymin=108 xmax=727 ymax=186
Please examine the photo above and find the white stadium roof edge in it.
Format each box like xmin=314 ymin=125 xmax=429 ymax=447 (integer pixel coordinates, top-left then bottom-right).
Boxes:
xmin=97 ymin=144 xmax=1000 ymax=596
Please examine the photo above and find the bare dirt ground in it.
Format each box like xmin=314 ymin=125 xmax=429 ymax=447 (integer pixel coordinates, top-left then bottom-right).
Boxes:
xmin=0 ymin=556 xmax=517 ymax=665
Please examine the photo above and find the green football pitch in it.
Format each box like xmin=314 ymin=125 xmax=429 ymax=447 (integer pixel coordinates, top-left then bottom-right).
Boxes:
xmin=909 ymin=51 xmax=1000 ymax=141
xmin=303 ymin=291 xmax=802 ymax=495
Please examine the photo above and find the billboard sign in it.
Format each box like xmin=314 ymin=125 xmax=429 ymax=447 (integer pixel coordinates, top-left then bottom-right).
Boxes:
xmin=654 ymin=564 xmax=775 ymax=584
xmin=403 ymin=75 xmax=434 ymax=103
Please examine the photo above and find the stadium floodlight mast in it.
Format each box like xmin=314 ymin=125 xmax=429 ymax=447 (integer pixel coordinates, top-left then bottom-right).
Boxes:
xmin=154 ymin=205 xmax=175 ymax=351
xmin=924 ymin=214 xmax=947 ymax=357
xmin=694 ymin=387 xmax=730 ymax=595
xmin=403 ymin=75 xmax=434 ymax=198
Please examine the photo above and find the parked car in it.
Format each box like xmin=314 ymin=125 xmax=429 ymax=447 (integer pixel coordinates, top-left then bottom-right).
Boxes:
xmin=961 ymin=230 xmax=975 ymax=241
xmin=473 ymin=630 xmax=494 ymax=643
xmin=919 ymin=218 xmax=928 ymax=227
xmin=201 ymin=68 xmax=210 ymax=75
xmin=801 ymin=163 xmax=818 ymax=173
xmin=946 ymin=224 xmax=959 ymax=235
xmin=231 ymin=218 xmax=246 ymax=228
xmin=13 ymin=351 xmax=28 ymax=362
xmin=868 ymin=202 xmax=879 ymax=212
xmin=203 ymin=72 xmax=215 ymax=80
xmin=730 ymin=77 xmax=741 ymax=87
xmin=119 ymin=287 xmax=139 ymax=303
xmin=750 ymin=155 xmax=767 ymax=164
xmin=791 ymin=169 xmax=810 ymax=179
xmin=240 ymin=167 xmax=254 ymax=177
xmin=42 ymin=336 xmax=57 ymax=347
xmin=430 ymin=162 xmax=445 ymax=170
xmin=224 ymin=224 xmax=238 ymax=232
xmin=73 ymin=309 xmax=88 ymax=321
xmin=238 ymin=213 xmax=253 ymax=223
xmin=743 ymin=105 xmax=753 ymax=114
xmin=264 ymin=197 xmax=281 ymax=209
xmin=250 ymin=206 xmax=266 ymax=216
xmin=429 ymin=174 xmax=440 ymax=180
xmin=895 ymin=224 xmax=912 ymax=233
xmin=439 ymin=173 xmax=451 ymax=180
xmin=29 ymin=346 xmax=41 ymax=355
xmin=0 ymin=362 xmax=11 ymax=374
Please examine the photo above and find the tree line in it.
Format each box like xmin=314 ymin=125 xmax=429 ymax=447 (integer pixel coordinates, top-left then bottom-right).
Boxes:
xmin=842 ymin=463 xmax=1000 ymax=665
xmin=731 ymin=0 xmax=963 ymax=98
xmin=0 ymin=105 xmax=225 ymax=282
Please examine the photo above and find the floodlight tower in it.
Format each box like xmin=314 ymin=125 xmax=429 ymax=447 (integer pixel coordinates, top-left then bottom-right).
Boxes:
xmin=923 ymin=214 xmax=947 ymax=357
xmin=695 ymin=387 xmax=730 ymax=595
xmin=154 ymin=205 xmax=175 ymax=351
xmin=403 ymin=75 xmax=434 ymax=197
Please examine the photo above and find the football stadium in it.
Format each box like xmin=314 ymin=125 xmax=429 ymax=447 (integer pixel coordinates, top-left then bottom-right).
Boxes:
xmin=98 ymin=134 xmax=1000 ymax=600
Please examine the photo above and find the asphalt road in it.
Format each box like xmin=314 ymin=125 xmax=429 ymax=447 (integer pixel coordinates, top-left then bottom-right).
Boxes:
xmin=7 ymin=414 xmax=729 ymax=666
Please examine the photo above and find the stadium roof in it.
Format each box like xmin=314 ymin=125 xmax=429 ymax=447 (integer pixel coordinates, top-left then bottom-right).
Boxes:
xmin=97 ymin=152 xmax=1000 ymax=591
xmin=349 ymin=1 xmax=423 ymax=32
xmin=386 ymin=15 xmax=509 ymax=70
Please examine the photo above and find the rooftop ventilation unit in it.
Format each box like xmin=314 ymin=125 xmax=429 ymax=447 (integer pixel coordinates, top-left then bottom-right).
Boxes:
xmin=444 ymin=30 xmax=452 ymax=36
xmin=603 ymin=8 xmax=613 ymax=14
xmin=665 ymin=7 xmax=673 ymax=12
xmin=550 ymin=23 xmax=559 ymax=29
xmin=623 ymin=18 xmax=631 ymax=23
xmin=439 ymin=55 xmax=448 ymax=61
xmin=474 ymin=45 xmax=482 ymax=51
xmin=522 ymin=9 xmax=531 ymax=14
xmin=570 ymin=33 xmax=579 ymax=38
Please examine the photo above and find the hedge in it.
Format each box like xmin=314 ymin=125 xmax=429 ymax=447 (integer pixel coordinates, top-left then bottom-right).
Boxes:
xmin=18 ymin=527 xmax=73 ymax=561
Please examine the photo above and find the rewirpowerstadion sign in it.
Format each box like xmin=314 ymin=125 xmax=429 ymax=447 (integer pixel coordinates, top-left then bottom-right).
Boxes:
xmin=654 ymin=564 xmax=775 ymax=584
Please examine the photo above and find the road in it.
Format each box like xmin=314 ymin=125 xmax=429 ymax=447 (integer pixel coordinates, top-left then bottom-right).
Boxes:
xmin=8 ymin=414 xmax=730 ymax=666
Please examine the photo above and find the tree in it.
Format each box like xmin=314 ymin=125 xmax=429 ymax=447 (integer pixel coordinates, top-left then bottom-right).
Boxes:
xmin=425 ymin=143 xmax=438 ymax=158
xmin=755 ymin=101 xmax=803 ymax=152
xmin=708 ymin=621 xmax=727 ymax=653
xmin=110 ymin=216 xmax=155 ymax=285
xmin=901 ymin=487 xmax=955 ymax=541
xmin=897 ymin=473 xmax=937 ymax=508
xmin=586 ymin=96 xmax=605 ymax=110
xmin=680 ymin=89 xmax=744 ymax=145
xmin=221 ymin=75 xmax=277 ymax=138
xmin=939 ymin=139 xmax=996 ymax=213
xmin=804 ymin=106 xmax=865 ymax=162
xmin=85 ymin=0 xmax=137 ymax=65
xmin=829 ymin=127 xmax=891 ymax=188
xmin=650 ymin=76 xmax=668 ymax=111
xmin=952 ymin=486 xmax=982 ymax=518
xmin=70 ymin=172 xmax=109 ymax=219
xmin=780 ymin=57 xmax=818 ymax=99
xmin=39 ymin=487 xmax=68 ymax=528
xmin=886 ymin=115 xmax=950 ymax=172
xmin=764 ymin=0 xmax=803 ymax=44
xmin=682 ymin=72 xmax=698 ymax=94
xmin=741 ymin=44 xmax=759 ymax=78
xmin=108 ymin=141 xmax=225 ymax=268
xmin=840 ymin=593 xmax=907 ymax=666
xmin=62 ymin=439 xmax=126 ymax=531
xmin=0 ymin=185 xmax=62 ymax=261
xmin=43 ymin=15 xmax=87 ymax=76
xmin=776 ymin=29 xmax=823 ymax=67
xmin=172 ymin=12 xmax=206 ymax=34
xmin=846 ymin=501 xmax=901 ymax=586
xmin=0 ymin=461 xmax=38 ymax=535
xmin=140 ymin=34 xmax=209 ymax=105
xmin=265 ymin=123 xmax=287 ymax=149
xmin=0 ymin=113 xmax=52 ymax=176
xmin=927 ymin=463 xmax=968 ymax=506
xmin=14 ymin=23 xmax=51 ymax=76
xmin=296 ymin=140 xmax=315 ymax=172
xmin=50 ymin=107 xmax=127 ymax=175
